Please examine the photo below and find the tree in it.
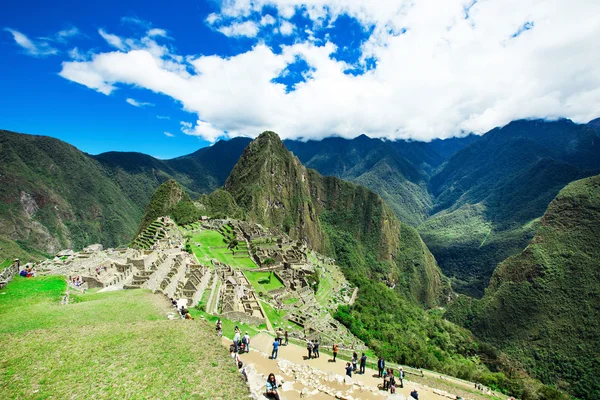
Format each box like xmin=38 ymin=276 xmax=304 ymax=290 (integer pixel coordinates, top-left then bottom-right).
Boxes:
xmin=227 ymin=238 xmax=239 ymax=255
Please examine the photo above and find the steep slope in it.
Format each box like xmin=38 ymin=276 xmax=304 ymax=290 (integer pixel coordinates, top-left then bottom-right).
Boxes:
xmin=135 ymin=180 xmax=200 ymax=235
xmin=0 ymin=130 xmax=248 ymax=261
xmin=0 ymin=130 xmax=141 ymax=259
xmin=422 ymin=119 xmax=600 ymax=296
xmin=284 ymin=136 xmax=435 ymax=226
xmin=446 ymin=175 xmax=600 ymax=399
xmin=225 ymin=131 xmax=450 ymax=308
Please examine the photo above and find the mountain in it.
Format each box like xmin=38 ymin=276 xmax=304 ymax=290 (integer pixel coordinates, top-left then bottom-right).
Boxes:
xmin=283 ymin=134 xmax=469 ymax=226
xmin=135 ymin=179 xmax=200 ymax=235
xmin=226 ymin=131 xmax=451 ymax=308
xmin=0 ymin=130 xmax=248 ymax=262
xmin=422 ymin=119 xmax=600 ymax=296
xmin=445 ymin=175 xmax=600 ymax=399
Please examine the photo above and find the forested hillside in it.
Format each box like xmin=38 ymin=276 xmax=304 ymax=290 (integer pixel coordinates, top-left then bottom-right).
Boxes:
xmin=0 ymin=130 xmax=248 ymax=262
xmin=446 ymin=175 xmax=600 ymax=399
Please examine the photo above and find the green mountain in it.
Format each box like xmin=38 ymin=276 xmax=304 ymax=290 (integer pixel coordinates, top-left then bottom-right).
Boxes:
xmin=225 ymin=131 xmax=451 ymax=308
xmin=220 ymin=132 xmax=571 ymax=398
xmin=446 ymin=175 xmax=600 ymax=399
xmin=422 ymin=119 xmax=600 ymax=296
xmin=135 ymin=179 xmax=201 ymax=235
xmin=0 ymin=130 xmax=248 ymax=262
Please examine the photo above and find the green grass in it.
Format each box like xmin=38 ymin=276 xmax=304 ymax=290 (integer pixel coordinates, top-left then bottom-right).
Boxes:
xmin=244 ymin=271 xmax=284 ymax=293
xmin=0 ymin=259 xmax=13 ymax=269
xmin=259 ymin=300 xmax=303 ymax=331
xmin=0 ymin=276 xmax=250 ymax=399
xmin=188 ymin=230 xmax=256 ymax=269
xmin=282 ymin=297 xmax=298 ymax=305
xmin=190 ymin=308 xmax=265 ymax=339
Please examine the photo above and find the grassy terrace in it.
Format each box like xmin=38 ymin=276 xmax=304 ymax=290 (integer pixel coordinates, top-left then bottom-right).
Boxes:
xmin=188 ymin=230 xmax=256 ymax=269
xmin=244 ymin=270 xmax=284 ymax=293
xmin=0 ymin=276 xmax=249 ymax=399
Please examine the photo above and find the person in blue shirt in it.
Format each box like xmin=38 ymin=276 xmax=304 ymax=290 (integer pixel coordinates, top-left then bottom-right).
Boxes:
xmin=377 ymin=356 xmax=385 ymax=377
xmin=271 ymin=338 xmax=280 ymax=359
xmin=266 ymin=373 xmax=280 ymax=400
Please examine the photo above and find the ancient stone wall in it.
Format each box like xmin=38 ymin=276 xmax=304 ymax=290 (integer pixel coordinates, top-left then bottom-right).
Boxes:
xmin=0 ymin=262 xmax=18 ymax=289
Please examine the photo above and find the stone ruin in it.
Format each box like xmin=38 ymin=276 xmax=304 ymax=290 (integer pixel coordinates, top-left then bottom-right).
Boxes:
xmin=214 ymin=263 xmax=266 ymax=325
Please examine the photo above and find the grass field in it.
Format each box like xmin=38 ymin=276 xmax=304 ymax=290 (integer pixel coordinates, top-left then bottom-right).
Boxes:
xmin=244 ymin=271 xmax=284 ymax=293
xmin=0 ymin=276 xmax=250 ymax=399
xmin=189 ymin=230 xmax=256 ymax=269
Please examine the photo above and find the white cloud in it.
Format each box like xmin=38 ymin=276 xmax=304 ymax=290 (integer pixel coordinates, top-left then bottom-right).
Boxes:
xmin=126 ymin=98 xmax=154 ymax=107
xmin=260 ymin=14 xmax=276 ymax=26
xmin=57 ymin=1 xmax=600 ymax=142
xmin=4 ymin=28 xmax=58 ymax=57
xmin=206 ymin=13 xmax=220 ymax=25
xmin=147 ymin=28 xmax=167 ymax=38
xmin=181 ymin=120 xmax=225 ymax=142
xmin=157 ymin=115 xmax=171 ymax=120
xmin=98 ymin=28 xmax=126 ymax=50
xmin=279 ymin=21 xmax=295 ymax=36
xmin=164 ymin=131 xmax=175 ymax=137
xmin=218 ymin=21 xmax=260 ymax=38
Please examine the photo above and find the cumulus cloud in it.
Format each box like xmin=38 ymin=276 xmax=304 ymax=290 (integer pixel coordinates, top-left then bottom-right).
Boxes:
xmin=279 ymin=21 xmax=295 ymax=36
xmin=126 ymin=98 xmax=154 ymax=107
xmin=218 ymin=21 xmax=260 ymax=38
xmin=260 ymin=14 xmax=276 ymax=26
xmin=56 ymin=0 xmax=600 ymax=142
xmin=4 ymin=28 xmax=58 ymax=57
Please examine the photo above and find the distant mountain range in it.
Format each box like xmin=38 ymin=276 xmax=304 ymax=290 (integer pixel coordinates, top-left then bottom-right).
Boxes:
xmin=1 ymin=117 xmax=599 ymax=297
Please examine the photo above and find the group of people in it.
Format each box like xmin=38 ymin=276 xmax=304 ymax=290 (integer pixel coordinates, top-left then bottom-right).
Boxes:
xmin=232 ymin=326 xmax=251 ymax=354
xmin=275 ymin=328 xmax=288 ymax=346
xmin=69 ymin=275 xmax=83 ymax=286
xmin=19 ymin=265 xmax=36 ymax=278
xmin=94 ymin=265 xmax=106 ymax=276
xmin=306 ymin=339 xmax=320 ymax=359
xmin=169 ymin=298 xmax=194 ymax=320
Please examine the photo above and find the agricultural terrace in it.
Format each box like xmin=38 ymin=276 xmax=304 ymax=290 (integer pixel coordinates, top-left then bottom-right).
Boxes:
xmin=0 ymin=276 xmax=249 ymax=399
xmin=244 ymin=270 xmax=284 ymax=293
xmin=187 ymin=229 xmax=256 ymax=269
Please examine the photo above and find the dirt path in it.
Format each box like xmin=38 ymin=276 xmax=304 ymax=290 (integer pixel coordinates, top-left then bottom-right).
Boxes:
xmin=225 ymin=333 xmax=460 ymax=400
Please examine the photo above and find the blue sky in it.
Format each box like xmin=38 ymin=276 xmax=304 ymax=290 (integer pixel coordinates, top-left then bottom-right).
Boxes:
xmin=2 ymin=0 xmax=599 ymax=158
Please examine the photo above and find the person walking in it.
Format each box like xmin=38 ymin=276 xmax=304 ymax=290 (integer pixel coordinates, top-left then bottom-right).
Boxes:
xmin=377 ymin=356 xmax=385 ymax=378
xmin=266 ymin=373 xmax=281 ymax=400
xmin=384 ymin=368 xmax=391 ymax=391
xmin=284 ymin=330 xmax=289 ymax=345
xmin=398 ymin=366 xmax=404 ymax=388
xmin=360 ymin=353 xmax=367 ymax=374
xmin=332 ymin=343 xmax=339 ymax=362
xmin=352 ymin=352 xmax=358 ymax=372
xmin=242 ymin=332 xmax=250 ymax=353
xmin=313 ymin=340 xmax=320 ymax=358
xmin=233 ymin=330 xmax=241 ymax=353
xmin=271 ymin=337 xmax=280 ymax=359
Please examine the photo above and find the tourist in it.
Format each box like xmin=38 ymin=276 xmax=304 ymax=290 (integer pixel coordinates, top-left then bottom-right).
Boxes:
xmin=383 ymin=368 xmax=391 ymax=390
xmin=410 ymin=388 xmax=419 ymax=399
xmin=233 ymin=330 xmax=241 ymax=353
xmin=398 ymin=367 xmax=404 ymax=388
xmin=306 ymin=340 xmax=313 ymax=359
xmin=266 ymin=373 xmax=281 ymax=400
xmin=377 ymin=356 xmax=385 ymax=378
xmin=238 ymin=360 xmax=248 ymax=382
xmin=352 ymin=352 xmax=358 ymax=371
xmin=284 ymin=330 xmax=289 ymax=345
xmin=313 ymin=339 xmax=320 ymax=358
xmin=271 ymin=337 xmax=279 ymax=359
xmin=390 ymin=373 xmax=396 ymax=394
xmin=345 ymin=362 xmax=353 ymax=377
xmin=332 ymin=343 xmax=339 ymax=362
xmin=242 ymin=332 xmax=250 ymax=353
xmin=276 ymin=328 xmax=283 ymax=345
xmin=360 ymin=353 xmax=367 ymax=374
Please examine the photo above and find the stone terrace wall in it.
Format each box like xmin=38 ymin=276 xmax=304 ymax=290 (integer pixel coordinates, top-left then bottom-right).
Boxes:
xmin=0 ymin=262 xmax=18 ymax=289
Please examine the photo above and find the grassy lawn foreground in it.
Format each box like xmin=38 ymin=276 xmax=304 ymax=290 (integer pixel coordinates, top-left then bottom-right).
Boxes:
xmin=0 ymin=276 xmax=249 ymax=399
